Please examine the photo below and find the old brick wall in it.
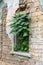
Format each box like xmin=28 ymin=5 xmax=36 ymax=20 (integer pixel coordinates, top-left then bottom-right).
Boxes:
xmin=1 ymin=0 xmax=43 ymax=65
xmin=1 ymin=1 xmax=31 ymax=65
xmin=29 ymin=0 xmax=43 ymax=62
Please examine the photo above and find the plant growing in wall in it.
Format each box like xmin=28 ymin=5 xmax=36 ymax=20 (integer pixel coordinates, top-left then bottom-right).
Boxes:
xmin=10 ymin=13 xmax=31 ymax=52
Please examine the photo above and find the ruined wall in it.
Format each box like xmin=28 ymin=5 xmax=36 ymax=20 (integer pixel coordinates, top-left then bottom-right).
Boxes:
xmin=29 ymin=0 xmax=43 ymax=61
xmin=1 ymin=0 xmax=43 ymax=65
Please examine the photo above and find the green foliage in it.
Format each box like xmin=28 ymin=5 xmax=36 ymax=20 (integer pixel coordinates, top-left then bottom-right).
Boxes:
xmin=13 ymin=45 xmax=21 ymax=51
xmin=10 ymin=13 xmax=31 ymax=52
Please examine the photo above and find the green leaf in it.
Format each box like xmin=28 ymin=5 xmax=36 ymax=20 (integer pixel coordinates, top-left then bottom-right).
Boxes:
xmin=15 ymin=19 xmax=24 ymax=25
xmin=23 ymin=32 xmax=28 ymax=37
xmin=17 ymin=27 xmax=23 ymax=33
xmin=10 ymin=13 xmax=31 ymax=52
xmin=24 ymin=47 xmax=29 ymax=52
xmin=13 ymin=45 xmax=20 ymax=51
xmin=21 ymin=47 xmax=24 ymax=51
xmin=26 ymin=15 xmax=31 ymax=19
xmin=22 ymin=41 xmax=28 ymax=46
xmin=27 ymin=28 xmax=31 ymax=32
xmin=10 ymin=23 xmax=16 ymax=27
xmin=16 ymin=14 xmax=27 ymax=21
xmin=24 ymin=22 xmax=29 ymax=25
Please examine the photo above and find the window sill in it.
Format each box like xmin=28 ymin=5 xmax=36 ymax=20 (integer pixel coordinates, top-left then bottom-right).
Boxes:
xmin=10 ymin=51 xmax=32 ymax=58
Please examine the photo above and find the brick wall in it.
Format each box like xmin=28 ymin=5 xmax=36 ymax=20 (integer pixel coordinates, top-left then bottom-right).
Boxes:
xmin=29 ymin=0 xmax=43 ymax=62
xmin=1 ymin=0 xmax=43 ymax=65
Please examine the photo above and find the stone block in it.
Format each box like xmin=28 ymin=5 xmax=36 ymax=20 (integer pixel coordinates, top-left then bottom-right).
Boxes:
xmin=27 ymin=0 xmax=32 ymax=3
xmin=38 ymin=15 xmax=43 ymax=21
xmin=34 ymin=2 xmax=40 ymax=7
xmin=33 ymin=56 xmax=40 ymax=61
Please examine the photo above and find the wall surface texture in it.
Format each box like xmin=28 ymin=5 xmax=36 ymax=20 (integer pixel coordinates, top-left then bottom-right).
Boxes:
xmin=1 ymin=0 xmax=43 ymax=65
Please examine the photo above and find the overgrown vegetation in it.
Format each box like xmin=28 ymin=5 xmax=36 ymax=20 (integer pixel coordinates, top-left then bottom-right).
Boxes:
xmin=10 ymin=13 xmax=31 ymax=52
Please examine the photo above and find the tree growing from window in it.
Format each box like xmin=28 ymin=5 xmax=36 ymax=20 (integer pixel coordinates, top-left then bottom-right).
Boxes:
xmin=10 ymin=13 xmax=31 ymax=52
